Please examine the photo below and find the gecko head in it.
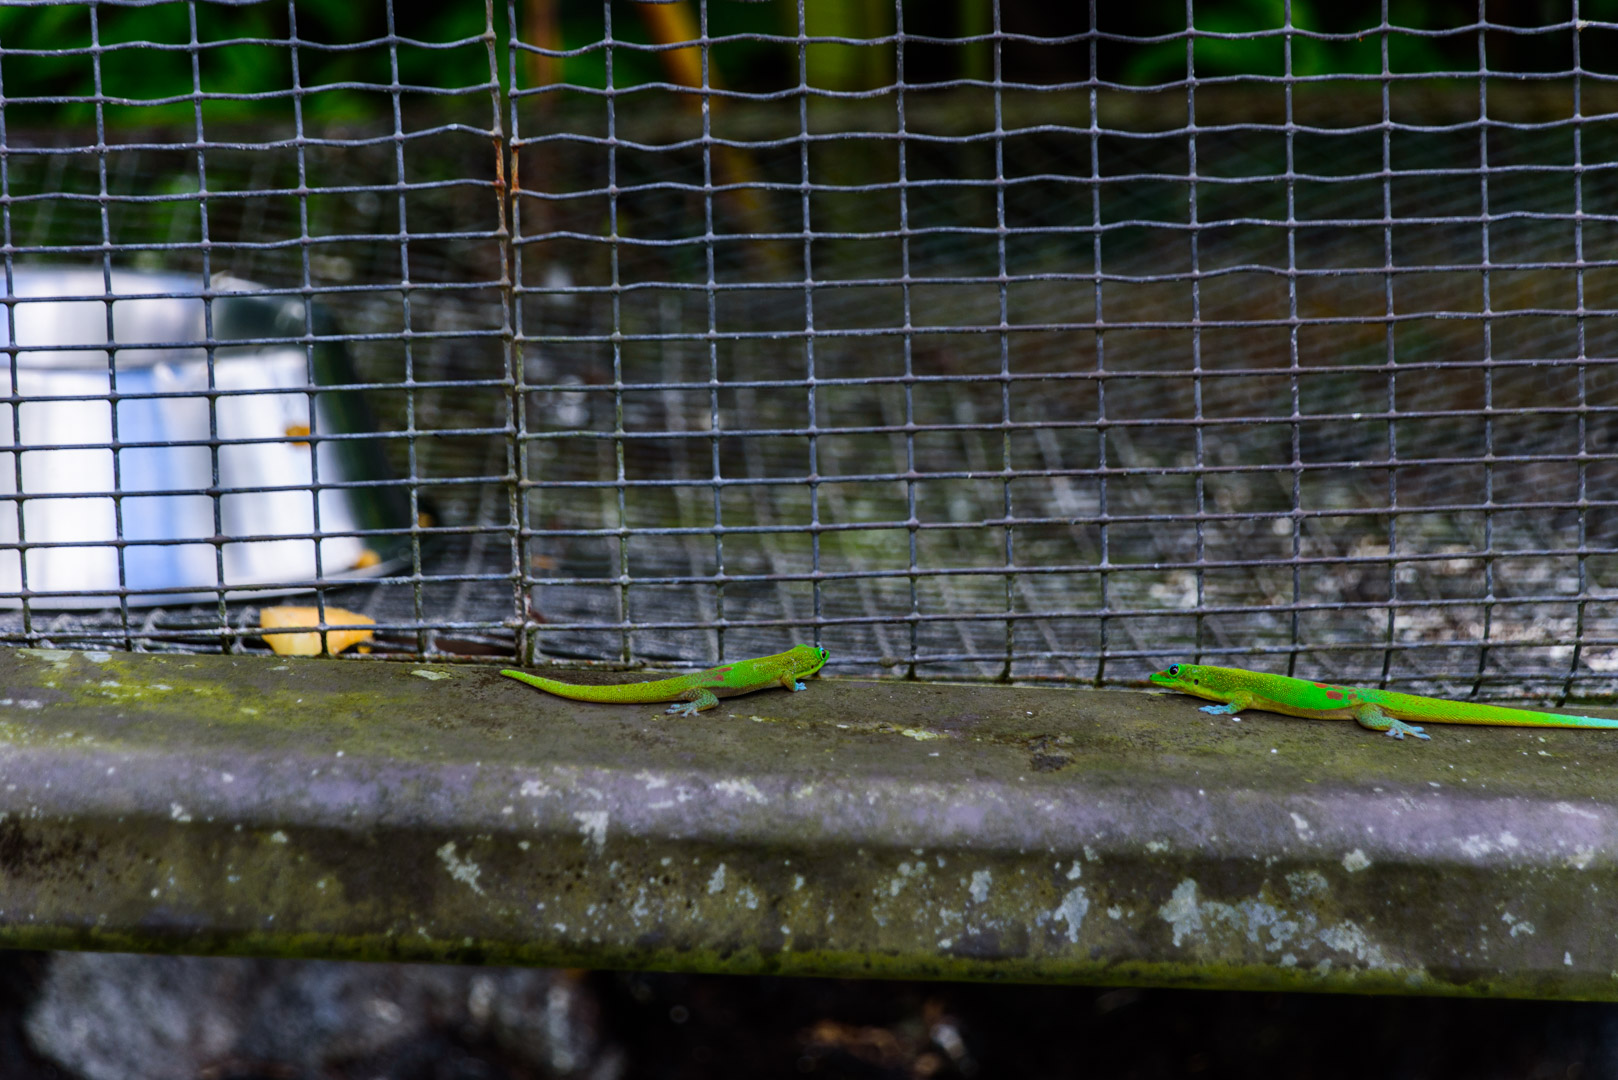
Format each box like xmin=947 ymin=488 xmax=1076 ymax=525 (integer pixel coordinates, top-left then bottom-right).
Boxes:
xmin=791 ymin=644 xmax=829 ymax=677
xmin=1149 ymin=663 xmax=1201 ymax=688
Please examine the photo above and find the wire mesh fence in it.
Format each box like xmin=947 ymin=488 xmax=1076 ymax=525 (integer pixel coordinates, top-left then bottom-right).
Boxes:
xmin=2 ymin=0 xmax=1616 ymax=697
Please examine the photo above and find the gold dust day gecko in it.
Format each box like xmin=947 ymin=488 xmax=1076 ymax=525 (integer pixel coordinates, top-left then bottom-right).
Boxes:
xmin=1149 ymin=662 xmax=1618 ymax=742
xmin=501 ymin=644 xmax=828 ymax=716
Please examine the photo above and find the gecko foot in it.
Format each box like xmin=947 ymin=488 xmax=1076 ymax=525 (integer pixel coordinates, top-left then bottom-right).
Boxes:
xmin=791 ymin=680 xmax=807 ymax=691
xmin=1199 ymin=703 xmax=1241 ymax=716
xmin=1353 ymin=703 xmax=1430 ymax=742
xmin=665 ymin=702 xmax=702 ymax=717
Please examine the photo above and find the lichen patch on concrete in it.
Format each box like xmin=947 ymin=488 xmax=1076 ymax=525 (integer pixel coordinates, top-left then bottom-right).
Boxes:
xmin=573 ymin=811 xmax=609 ymax=852
xmin=1156 ymin=877 xmax=1419 ymax=982
xmin=436 ymin=842 xmax=485 ymax=895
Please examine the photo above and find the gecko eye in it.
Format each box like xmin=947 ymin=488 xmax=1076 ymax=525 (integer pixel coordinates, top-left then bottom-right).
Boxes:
xmin=1168 ymin=665 xmax=1179 ymax=676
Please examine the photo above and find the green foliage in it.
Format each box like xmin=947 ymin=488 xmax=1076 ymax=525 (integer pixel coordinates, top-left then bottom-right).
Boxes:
xmin=0 ymin=1 xmax=501 ymax=129
xmin=1118 ymin=0 xmax=1461 ymax=85
xmin=0 ymin=0 xmax=1591 ymax=129
xmin=0 ymin=0 xmax=801 ymax=126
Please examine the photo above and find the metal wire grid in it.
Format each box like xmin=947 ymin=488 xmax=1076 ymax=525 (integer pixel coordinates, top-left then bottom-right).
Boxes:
xmin=2 ymin=2 xmax=1618 ymax=698
xmin=0 ymin=1 xmax=517 ymax=658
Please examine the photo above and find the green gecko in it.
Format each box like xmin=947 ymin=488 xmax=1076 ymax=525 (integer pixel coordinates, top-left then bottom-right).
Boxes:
xmin=500 ymin=644 xmax=828 ymax=716
xmin=1149 ymin=662 xmax=1618 ymax=742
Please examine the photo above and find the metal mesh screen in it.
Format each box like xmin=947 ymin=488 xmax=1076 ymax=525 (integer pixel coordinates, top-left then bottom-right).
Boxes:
xmin=2 ymin=1 xmax=1616 ymax=697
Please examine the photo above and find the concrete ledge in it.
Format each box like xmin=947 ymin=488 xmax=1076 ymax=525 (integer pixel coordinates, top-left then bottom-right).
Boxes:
xmin=3 ymin=647 xmax=1618 ymax=999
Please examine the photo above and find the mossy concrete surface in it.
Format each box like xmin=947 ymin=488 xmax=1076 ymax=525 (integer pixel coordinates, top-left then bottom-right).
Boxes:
xmin=5 ymin=647 xmax=1618 ymax=998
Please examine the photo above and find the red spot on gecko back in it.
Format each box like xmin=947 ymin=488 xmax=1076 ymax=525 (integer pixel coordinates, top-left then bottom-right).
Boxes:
xmin=1326 ymin=690 xmax=1344 ymax=700
xmin=706 ymin=665 xmax=734 ymax=683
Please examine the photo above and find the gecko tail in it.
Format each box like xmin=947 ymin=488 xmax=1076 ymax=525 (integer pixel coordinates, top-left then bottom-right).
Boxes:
xmin=1540 ymin=712 xmax=1618 ymax=730
xmin=500 ymin=669 xmax=579 ymax=696
xmin=500 ymin=667 xmax=693 ymax=703
xmin=1453 ymin=705 xmax=1618 ymax=730
xmin=499 ymin=669 xmax=620 ymax=701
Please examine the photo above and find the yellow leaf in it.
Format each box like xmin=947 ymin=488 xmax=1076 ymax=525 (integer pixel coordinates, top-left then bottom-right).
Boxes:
xmin=259 ymin=605 xmax=375 ymax=656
